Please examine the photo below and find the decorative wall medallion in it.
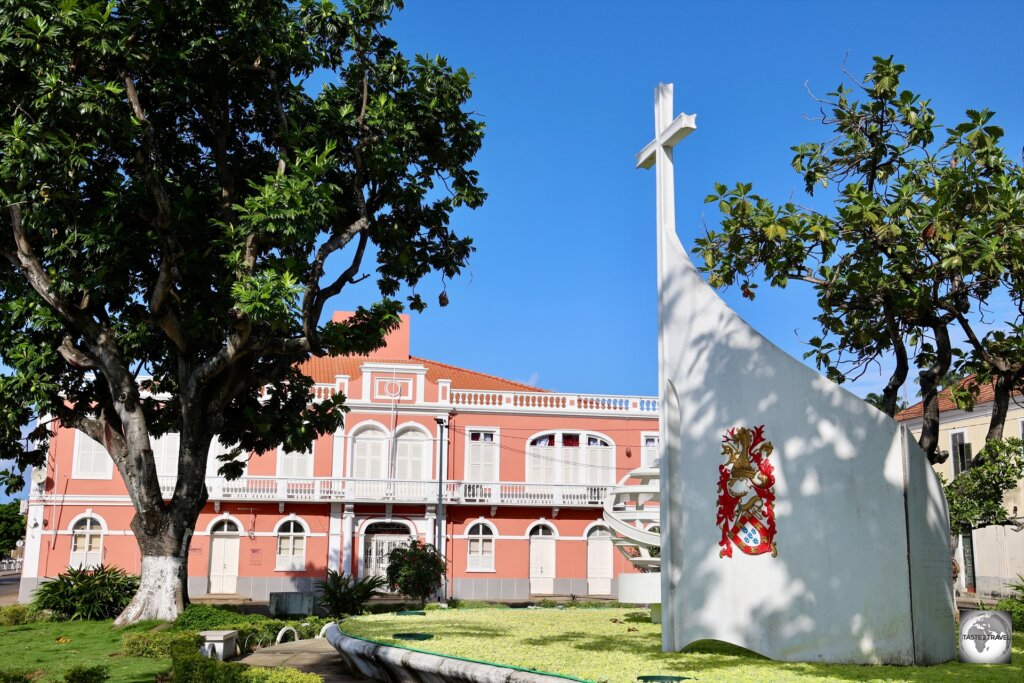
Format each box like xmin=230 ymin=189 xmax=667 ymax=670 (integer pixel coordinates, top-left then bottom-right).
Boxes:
xmin=717 ymin=426 xmax=777 ymax=558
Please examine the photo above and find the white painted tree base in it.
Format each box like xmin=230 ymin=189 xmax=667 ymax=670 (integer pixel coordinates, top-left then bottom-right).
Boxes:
xmin=114 ymin=555 xmax=186 ymax=626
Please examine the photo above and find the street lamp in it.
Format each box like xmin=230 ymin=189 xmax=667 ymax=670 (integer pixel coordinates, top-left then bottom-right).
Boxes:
xmin=434 ymin=416 xmax=447 ymax=550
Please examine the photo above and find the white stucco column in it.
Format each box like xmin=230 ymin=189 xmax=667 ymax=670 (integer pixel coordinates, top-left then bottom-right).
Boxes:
xmin=331 ymin=430 xmax=346 ymax=478
xmin=341 ymin=504 xmax=355 ymax=576
xmin=425 ymin=506 xmax=436 ymax=548
xmin=328 ymin=503 xmax=342 ymax=573
xmin=18 ymin=496 xmax=45 ymax=603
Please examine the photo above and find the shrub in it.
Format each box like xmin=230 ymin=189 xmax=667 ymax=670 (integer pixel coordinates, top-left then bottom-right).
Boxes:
xmin=0 ymin=604 xmax=55 ymax=626
xmin=0 ymin=671 xmax=31 ymax=683
xmin=447 ymin=599 xmax=508 ymax=610
xmin=994 ymin=598 xmax=1024 ymax=630
xmin=63 ymin=665 xmax=110 ymax=683
xmin=170 ymin=642 xmax=243 ymax=683
xmin=31 ymin=565 xmax=139 ymax=620
xmin=0 ymin=604 xmax=34 ymax=626
xmin=993 ymin=571 xmax=1024 ymax=631
xmin=169 ymin=642 xmax=322 ymax=683
xmin=363 ymin=601 xmax=421 ymax=615
xmin=241 ymin=668 xmax=322 ymax=683
xmin=172 ymin=605 xmax=321 ymax=654
xmin=173 ymin=604 xmax=246 ymax=631
xmin=315 ymin=570 xmax=386 ymax=617
xmin=385 ymin=540 xmax=446 ymax=608
xmin=293 ymin=616 xmax=331 ymax=640
xmin=122 ymin=630 xmax=204 ymax=658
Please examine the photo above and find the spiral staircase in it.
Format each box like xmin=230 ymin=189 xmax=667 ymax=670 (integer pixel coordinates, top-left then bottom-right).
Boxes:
xmin=602 ymin=464 xmax=662 ymax=619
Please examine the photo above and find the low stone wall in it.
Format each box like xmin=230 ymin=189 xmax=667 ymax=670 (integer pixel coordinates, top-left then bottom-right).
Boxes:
xmin=324 ymin=623 xmax=584 ymax=683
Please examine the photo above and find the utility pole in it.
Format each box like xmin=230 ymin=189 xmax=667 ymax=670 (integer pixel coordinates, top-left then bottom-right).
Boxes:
xmin=434 ymin=415 xmax=447 ymax=549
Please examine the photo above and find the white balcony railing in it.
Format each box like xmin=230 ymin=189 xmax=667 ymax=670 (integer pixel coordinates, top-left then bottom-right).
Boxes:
xmin=158 ymin=476 xmax=609 ymax=507
xmin=309 ymin=380 xmax=658 ymax=417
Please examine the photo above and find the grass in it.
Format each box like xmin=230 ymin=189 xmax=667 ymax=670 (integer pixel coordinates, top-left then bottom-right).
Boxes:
xmin=0 ymin=619 xmax=170 ymax=683
xmin=340 ymin=607 xmax=1024 ymax=682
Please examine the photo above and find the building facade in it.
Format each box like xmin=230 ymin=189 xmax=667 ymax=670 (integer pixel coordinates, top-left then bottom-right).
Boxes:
xmin=896 ymin=382 xmax=1024 ymax=597
xmin=19 ymin=313 xmax=659 ymax=604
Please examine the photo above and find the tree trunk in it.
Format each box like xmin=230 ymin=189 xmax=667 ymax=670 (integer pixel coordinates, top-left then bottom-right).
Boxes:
xmin=115 ymin=554 xmax=187 ymax=625
xmin=985 ymin=370 xmax=1015 ymax=444
xmin=880 ymin=297 xmax=909 ymax=417
xmin=918 ymin=324 xmax=952 ymax=464
xmin=113 ymin=507 xmax=198 ymax=626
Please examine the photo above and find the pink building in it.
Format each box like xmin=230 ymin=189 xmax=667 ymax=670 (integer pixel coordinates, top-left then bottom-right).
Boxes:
xmin=19 ymin=313 xmax=659 ymax=604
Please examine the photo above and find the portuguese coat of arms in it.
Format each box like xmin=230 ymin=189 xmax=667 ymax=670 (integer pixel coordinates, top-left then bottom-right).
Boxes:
xmin=717 ymin=426 xmax=777 ymax=558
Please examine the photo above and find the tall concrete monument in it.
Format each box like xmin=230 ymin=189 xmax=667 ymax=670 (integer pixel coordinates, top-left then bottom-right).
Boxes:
xmin=638 ymin=83 xmax=956 ymax=664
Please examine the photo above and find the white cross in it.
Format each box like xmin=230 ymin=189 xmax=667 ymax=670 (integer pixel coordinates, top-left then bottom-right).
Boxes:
xmin=635 ymin=83 xmax=697 ymax=245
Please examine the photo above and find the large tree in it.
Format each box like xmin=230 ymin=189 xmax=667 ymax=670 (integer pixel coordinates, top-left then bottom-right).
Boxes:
xmin=0 ymin=0 xmax=485 ymax=624
xmin=697 ymin=57 xmax=1023 ymax=462
xmin=0 ymin=501 xmax=26 ymax=554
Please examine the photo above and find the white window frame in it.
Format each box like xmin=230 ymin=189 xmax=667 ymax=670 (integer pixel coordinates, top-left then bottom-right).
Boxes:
xmin=207 ymin=438 xmax=248 ymax=478
xmin=348 ymin=422 xmax=390 ymax=479
xmin=525 ymin=431 xmax=616 ymax=486
xmin=950 ymin=429 xmax=969 ymax=476
xmin=464 ymin=427 xmax=500 ymax=482
xmin=68 ymin=513 xmax=106 ymax=568
xmin=274 ymin=516 xmax=308 ymax=571
xmin=277 ymin=447 xmax=314 ymax=478
xmin=394 ymin=425 xmax=432 ymax=481
xmin=466 ymin=520 xmax=496 ymax=572
xmin=72 ymin=430 xmax=113 ymax=480
xmin=640 ymin=432 xmax=660 ymax=469
xmin=151 ymin=432 xmax=180 ymax=479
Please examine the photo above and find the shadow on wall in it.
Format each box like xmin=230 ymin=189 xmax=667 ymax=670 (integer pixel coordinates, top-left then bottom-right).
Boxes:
xmin=657 ymin=228 xmax=953 ymax=664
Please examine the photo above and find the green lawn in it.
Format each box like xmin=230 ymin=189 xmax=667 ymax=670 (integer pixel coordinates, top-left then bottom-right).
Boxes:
xmin=340 ymin=608 xmax=1024 ymax=683
xmin=0 ymin=620 xmax=169 ymax=683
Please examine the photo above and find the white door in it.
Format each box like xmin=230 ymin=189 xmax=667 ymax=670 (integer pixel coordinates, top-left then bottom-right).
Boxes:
xmin=529 ymin=532 xmax=556 ymax=595
xmin=209 ymin=526 xmax=240 ymax=594
xmin=587 ymin=527 xmax=613 ymax=595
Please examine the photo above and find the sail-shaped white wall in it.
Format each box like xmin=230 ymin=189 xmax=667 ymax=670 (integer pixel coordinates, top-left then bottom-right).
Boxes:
xmin=640 ymin=83 xmax=955 ymax=664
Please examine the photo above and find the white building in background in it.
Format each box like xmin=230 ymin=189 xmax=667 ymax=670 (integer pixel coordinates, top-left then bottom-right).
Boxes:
xmin=896 ymin=381 xmax=1024 ymax=597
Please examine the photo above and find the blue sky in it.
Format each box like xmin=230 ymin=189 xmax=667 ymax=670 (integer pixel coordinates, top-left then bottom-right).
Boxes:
xmin=3 ymin=1 xmax=1022 ymax=500
xmin=325 ymin=0 xmax=1024 ymax=400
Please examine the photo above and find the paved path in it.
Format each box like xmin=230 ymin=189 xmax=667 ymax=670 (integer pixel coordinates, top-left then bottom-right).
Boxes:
xmin=239 ymin=638 xmax=365 ymax=683
xmin=0 ymin=575 xmax=20 ymax=606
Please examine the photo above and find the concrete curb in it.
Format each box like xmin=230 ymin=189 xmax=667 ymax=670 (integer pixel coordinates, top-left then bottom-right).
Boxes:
xmin=324 ymin=623 xmax=585 ymax=683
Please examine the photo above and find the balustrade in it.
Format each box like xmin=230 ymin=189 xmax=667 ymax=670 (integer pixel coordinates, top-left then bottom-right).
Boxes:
xmin=157 ymin=475 xmax=608 ymax=507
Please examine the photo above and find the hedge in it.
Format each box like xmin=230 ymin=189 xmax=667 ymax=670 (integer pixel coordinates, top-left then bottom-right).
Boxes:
xmin=121 ymin=630 xmax=204 ymax=658
xmin=169 ymin=643 xmax=321 ymax=683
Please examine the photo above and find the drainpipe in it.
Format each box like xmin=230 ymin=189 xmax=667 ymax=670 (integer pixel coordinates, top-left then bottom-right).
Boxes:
xmin=434 ymin=416 xmax=447 ymax=601
xmin=433 ymin=417 xmax=447 ymax=554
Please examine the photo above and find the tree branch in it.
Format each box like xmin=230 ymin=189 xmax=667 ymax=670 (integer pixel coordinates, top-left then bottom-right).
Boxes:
xmin=123 ymin=72 xmax=190 ymax=354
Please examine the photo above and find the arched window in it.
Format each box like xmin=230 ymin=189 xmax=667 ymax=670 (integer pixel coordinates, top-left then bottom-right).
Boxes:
xmin=211 ymin=519 xmax=240 ymax=534
xmin=395 ymin=429 xmax=429 ymax=481
xmin=466 ymin=522 xmax=495 ymax=571
xmin=352 ymin=427 xmax=388 ymax=479
xmin=70 ymin=517 xmax=103 ymax=568
xmin=276 ymin=520 xmax=306 ymax=571
xmin=529 ymin=524 xmax=555 ymax=537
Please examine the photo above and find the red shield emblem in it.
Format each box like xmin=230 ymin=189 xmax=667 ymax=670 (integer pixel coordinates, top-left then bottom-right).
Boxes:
xmin=717 ymin=426 xmax=778 ymax=559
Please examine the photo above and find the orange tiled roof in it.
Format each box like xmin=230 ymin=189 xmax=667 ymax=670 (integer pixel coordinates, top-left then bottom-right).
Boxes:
xmin=894 ymin=376 xmax=1021 ymax=421
xmin=299 ymin=354 xmax=546 ymax=393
